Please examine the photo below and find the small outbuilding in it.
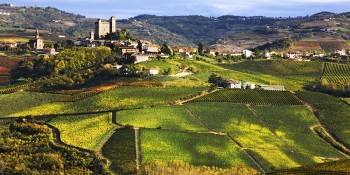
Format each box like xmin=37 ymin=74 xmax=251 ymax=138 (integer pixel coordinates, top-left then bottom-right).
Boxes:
xmin=227 ymin=79 xmax=242 ymax=89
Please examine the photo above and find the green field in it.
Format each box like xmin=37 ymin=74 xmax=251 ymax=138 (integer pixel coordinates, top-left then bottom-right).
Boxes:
xmin=252 ymin=105 xmax=344 ymax=159
xmin=11 ymin=86 xmax=207 ymax=117
xmin=321 ymin=63 xmax=350 ymax=83
xmin=184 ymin=102 xmax=335 ymax=170
xmin=101 ymin=128 xmax=136 ymax=174
xmin=49 ymin=113 xmax=116 ymax=150
xmin=142 ymin=60 xmax=323 ymax=91
xmin=140 ymin=128 xmax=257 ymax=169
xmin=0 ymin=91 xmax=65 ymax=117
xmin=296 ymin=91 xmax=350 ymax=147
xmin=117 ymin=105 xmax=206 ymax=132
xmin=191 ymin=89 xmax=302 ymax=105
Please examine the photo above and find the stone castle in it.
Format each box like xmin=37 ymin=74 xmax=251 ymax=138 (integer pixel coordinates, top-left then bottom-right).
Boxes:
xmin=94 ymin=16 xmax=116 ymax=39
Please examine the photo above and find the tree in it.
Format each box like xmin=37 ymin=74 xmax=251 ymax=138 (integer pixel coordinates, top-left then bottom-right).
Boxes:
xmin=161 ymin=43 xmax=171 ymax=55
xmin=198 ymin=42 xmax=204 ymax=56
xmin=208 ymin=73 xmax=229 ymax=88
xmin=137 ymin=40 xmax=142 ymax=52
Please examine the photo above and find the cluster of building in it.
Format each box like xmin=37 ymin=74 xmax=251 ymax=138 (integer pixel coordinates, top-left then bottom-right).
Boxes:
xmin=226 ymin=79 xmax=285 ymax=91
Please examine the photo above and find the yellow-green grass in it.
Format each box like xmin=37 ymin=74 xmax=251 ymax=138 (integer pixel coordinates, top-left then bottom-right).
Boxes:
xmin=0 ymin=36 xmax=30 ymax=43
xmin=140 ymin=128 xmax=258 ymax=169
xmin=117 ymin=105 xmax=207 ymax=132
xmin=0 ymin=91 xmax=66 ymax=117
xmin=296 ymin=91 xmax=350 ymax=147
xmin=101 ymin=128 xmax=136 ymax=174
xmin=252 ymin=105 xmax=344 ymax=160
xmin=49 ymin=113 xmax=116 ymax=150
xmin=10 ymin=86 xmax=207 ymax=117
xmin=250 ymin=149 xmax=317 ymax=172
xmin=269 ymin=159 xmax=350 ymax=175
xmin=342 ymin=98 xmax=350 ymax=105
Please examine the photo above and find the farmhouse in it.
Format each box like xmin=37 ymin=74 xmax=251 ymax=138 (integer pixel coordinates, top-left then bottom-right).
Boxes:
xmin=243 ymin=49 xmax=253 ymax=58
xmin=0 ymin=42 xmax=17 ymax=49
xmin=227 ymin=79 xmax=242 ymax=89
xmin=144 ymin=68 xmax=159 ymax=75
xmin=243 ymin=82 xmax=255 ymax=89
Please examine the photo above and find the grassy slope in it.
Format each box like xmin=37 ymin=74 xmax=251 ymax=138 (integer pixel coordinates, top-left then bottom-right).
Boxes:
xmin=117 ymin=105 xmax=207 ymax=132
xmin=140 ymin=128 xmax=258 ymax=169
xmin=252 ymin=105 xmax=344 ymax=159
xmin=296 ymin=91 xmax=350 ymax=147
xmin=11 ymin=86 xmax=206 ymax=116
xmin=185 ymin=102 xmax=318 ymax=170
xmin=0 ymin=91 xmax=65 ymax=117
xmin=141 ymin=60 xmax=323 ymax=91
xmin=49 ymin=113 xmax=116 ymax=150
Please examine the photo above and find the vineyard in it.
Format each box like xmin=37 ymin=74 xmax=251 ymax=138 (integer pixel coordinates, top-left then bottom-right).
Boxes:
xmin=117 ymin=105 xmax=206 ymax=132
xmin=101 ymin=128 xmax=136 ymax=174
xmin=0 ymin=91 xmax=66 ymax=117
xmin=296 ymin=91 xmax=350 ymax=147
xmin=190 ymin=89 xmax=302 ymax=105
xmin=184 ymin=102 xmax=344 ymax=171
xmin=321 ymin=63 xmax=350 ymax=83
xmin=140 ymin=128 xmax=257 ymax=169
xmin=49 ymin=113 xmax=116 ymax=150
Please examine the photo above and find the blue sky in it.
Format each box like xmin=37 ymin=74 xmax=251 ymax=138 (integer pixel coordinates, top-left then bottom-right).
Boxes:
xmin=4 ymin=0 xmax=350 ymax=19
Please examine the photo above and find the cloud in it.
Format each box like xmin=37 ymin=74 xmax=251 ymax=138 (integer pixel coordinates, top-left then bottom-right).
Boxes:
xmin=4 ymin=0 xmax=350 ymax=18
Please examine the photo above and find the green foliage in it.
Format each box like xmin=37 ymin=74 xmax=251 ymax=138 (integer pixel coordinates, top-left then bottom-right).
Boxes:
xmin=160 ymin=43 xmax=172 ymax=55
xmin=0 ymin=122 xmax=103 ymax=174
xmin=253 ymin=38 xmax=293 ymax=52
xmin=117 ymin=105 xmax=206 ymax=131
xmin=296 ymin=91 xmax=350 ymax=147
xmin=49 ymin=113 xmax=116 ymax=150
xmin=140 ymin=128 xmax=258 ymax=169
xmin=101 ymin=128 xmax=136 ymax=174
xmin=104 ymin=29 xmax=132 ymax=40
xmin=208 ymin=73 xmax=229 ymax=88
xmin=191 ymin=89 xmax=302 ymax=105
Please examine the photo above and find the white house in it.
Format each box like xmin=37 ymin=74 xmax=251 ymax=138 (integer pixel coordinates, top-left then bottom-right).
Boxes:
xmin=243 ymin=49 xmax=253 ymax=58
xmin=335 ymin=49 xmax=346 ymax=56
xmin=143 ymin=44 xmax=159 ymax=53
xmin=285 ymin=52 xmax=301 ymax=59
xmin=144 ymin=68 xmax=159 ymax=75
xmin=264 ymin=52 xmax=271 ymax=59
xmin=259 ymin=85 xmax=285 ymax=91
xmin=227 ymin=79 xmax=242 ymax=89
xmin=44 ymin=48 xmax=56 ymax=55
xmin=243 ymin=82 xmax=255 ymax=89
xmin=134 ymin=54 xmax=149 ymax=63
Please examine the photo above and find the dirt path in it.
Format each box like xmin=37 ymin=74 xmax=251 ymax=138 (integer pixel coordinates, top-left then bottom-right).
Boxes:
xmin=184 ymin=106 xmax=267 ymax=173
xmin=134 ymin=127 xmax=141 ymax=174
xmin=292 ymin=92 xmax=350 ymax=156
xmin=245 ymin=104 xmax=298 ymax=153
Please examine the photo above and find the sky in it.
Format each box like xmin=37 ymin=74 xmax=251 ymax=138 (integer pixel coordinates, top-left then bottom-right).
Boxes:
xmin=4 ymin=0 xmax=350 ymax=19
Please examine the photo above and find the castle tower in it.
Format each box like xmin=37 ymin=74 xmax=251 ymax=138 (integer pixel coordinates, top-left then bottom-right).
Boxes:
xmin=110 ymin=16 xmax=116 ymax=33
xmin=90 ymin=31 xmax=95 ymax=41
xmin=35 ymin=29 xmax=40 ymax=39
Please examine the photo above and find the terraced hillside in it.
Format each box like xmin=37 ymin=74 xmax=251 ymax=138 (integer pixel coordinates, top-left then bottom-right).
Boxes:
xmin=321 ymin=63 xmax=350 ymax=83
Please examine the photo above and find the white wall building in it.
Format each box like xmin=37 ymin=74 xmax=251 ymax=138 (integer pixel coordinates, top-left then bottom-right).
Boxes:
xmin=227 ymin=79 xmax=242 ymax=89
xmin=243 ymin=49 xmax=253 ymax=58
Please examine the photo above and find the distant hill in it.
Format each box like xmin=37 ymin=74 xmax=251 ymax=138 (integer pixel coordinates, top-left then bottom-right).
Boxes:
xmin=0 ymin=3 xmax=350 ymax=49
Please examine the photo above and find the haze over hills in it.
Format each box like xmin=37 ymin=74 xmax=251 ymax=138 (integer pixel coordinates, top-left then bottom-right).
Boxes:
xmin=1 ymin=3 xmax=350 ymax=49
